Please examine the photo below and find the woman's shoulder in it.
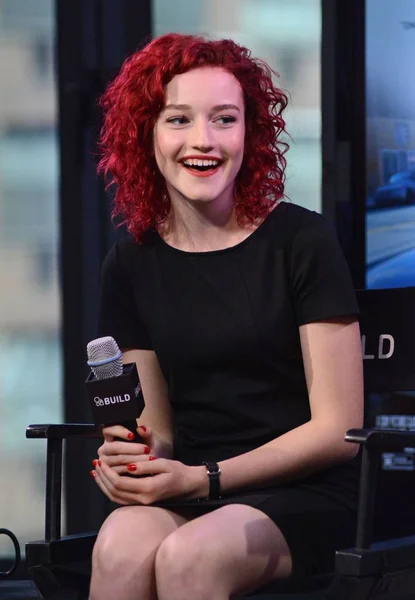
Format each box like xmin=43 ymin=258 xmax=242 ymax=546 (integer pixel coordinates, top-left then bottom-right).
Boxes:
xmin=273 ymin=201 xmax=331 ymax=228
xmin=102 ymin=233 xmax=156 ymax=284
xmin=106 ymin=229 xmax=158 ymax=263
xmin=268 ymin=201 xmax=335 ymax=244
xmin=115 ymin=233 xmax=142 ymax=256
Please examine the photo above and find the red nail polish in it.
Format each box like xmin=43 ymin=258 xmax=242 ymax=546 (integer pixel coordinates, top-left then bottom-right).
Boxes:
xmin=92 ymin=459 xmax=97 ymax=467
xmin=139 ymin=426 xmax=147 ymax=432
xmin=127 ymin=464 xmax=137 ymax=472
xmin=149 ymin=456 xmax=157 ymax=461
xmin=90 ymin=470 xmax=96 ymax=478
xmin=98 ymin=460 xmax=102 ymax=467
xmin=127 ymin=433 xmax=135 ymax=440
xmin=144 ymin=446 xmax=150 ymax=454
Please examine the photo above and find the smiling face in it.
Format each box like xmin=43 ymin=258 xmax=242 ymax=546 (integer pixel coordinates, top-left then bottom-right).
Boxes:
xmin=153 ymin=67 xmax=245 ymax=208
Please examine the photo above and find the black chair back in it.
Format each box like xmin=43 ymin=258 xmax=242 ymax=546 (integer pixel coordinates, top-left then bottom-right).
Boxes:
xmin=357 ymin=287 xmax=415 ymax=392
xmin=356 ymin=286 xmax=415 ymax=549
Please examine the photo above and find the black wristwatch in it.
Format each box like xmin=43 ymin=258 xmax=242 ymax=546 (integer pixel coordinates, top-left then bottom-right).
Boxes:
xmin=202 ymin=461 xmax=221 ymax=500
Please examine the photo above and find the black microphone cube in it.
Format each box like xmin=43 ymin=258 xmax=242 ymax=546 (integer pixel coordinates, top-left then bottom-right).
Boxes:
xmin=85 ymin=362 xmax=145 ymax=426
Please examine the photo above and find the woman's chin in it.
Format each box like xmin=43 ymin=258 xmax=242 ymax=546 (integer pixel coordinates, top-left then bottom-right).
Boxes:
xmin=169 ymin=182 xmax=233 ymax=207
xmin=180 ymin=192 xmax=218 ymax=204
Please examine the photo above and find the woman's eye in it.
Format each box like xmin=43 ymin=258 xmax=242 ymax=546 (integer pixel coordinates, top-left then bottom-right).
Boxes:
xmin=216 ymin=115 xmax=237 ymax=125
xmin=167 ymin=116 xmax=188 ymax=125
xmin=165 ymin=115 xmax=236 ymax=126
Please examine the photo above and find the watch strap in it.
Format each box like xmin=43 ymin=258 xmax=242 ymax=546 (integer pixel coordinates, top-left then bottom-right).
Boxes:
xmin=202 ymin=461 xmax=221 ymax=500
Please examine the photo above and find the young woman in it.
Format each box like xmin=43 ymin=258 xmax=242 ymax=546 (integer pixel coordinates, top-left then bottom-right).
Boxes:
xmin=89 ymin=33 xmax=363 ymax=600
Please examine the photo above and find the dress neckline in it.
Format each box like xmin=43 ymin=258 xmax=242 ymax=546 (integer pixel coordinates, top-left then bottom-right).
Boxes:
xmin=154 ymin=201 xmax=286 ymax=257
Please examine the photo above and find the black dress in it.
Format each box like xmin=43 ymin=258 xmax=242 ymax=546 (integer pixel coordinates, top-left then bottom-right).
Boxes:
xmin=98 ymin=201 xmax=361 ymax=579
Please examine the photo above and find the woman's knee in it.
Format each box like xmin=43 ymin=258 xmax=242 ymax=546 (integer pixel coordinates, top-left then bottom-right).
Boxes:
xmin=155 ymin=518 xmax=231 ymax=596
xmin=155 ymin=530 xmax=207 ymax=595
xmin=155 ymin=528 xmax=197 ymax=573
xmin=92 ymin=505 xmax=186 ymax=576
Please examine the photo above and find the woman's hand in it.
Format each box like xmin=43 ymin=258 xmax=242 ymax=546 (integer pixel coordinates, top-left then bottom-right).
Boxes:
xmin=91 ymin=457 xmax=206 ymax=506
xmin=94 ymin=424 xmax=172 ymax=474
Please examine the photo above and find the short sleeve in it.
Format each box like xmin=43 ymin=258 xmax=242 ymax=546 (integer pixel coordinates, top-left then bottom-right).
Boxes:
xmin=97 ymin=241 xmax=153 ymax=350
xmin=288 ymin=210 xmax=359 ymax=326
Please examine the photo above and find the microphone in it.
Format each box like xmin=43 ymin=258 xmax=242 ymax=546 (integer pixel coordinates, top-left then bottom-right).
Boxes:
xmin=85 ymin=336 xmax=144 ymax=442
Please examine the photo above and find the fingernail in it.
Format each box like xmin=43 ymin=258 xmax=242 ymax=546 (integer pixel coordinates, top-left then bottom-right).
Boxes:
xmin=149 ymin=456 xmax=157 ymax=461
xmin=139 ymin=426 xmax=147 ymax=432
xmin=144 ymin=446 xmax=150 ymax=454
xmin=127 ymin=464 xmax=137 ymax=472
xmin=98 ymin=460 xmax=102 ymax=467
xmin=92 ymin=459 xmax=98 ymax=467
xmin=127 ymin=433 xmax=135 ymax=440
xmin=90 ymin=470 xmax=96 ymax=478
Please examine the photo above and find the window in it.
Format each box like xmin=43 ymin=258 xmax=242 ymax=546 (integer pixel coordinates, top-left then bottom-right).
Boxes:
xmin=0 ymin=0 xmax=61 ymax=559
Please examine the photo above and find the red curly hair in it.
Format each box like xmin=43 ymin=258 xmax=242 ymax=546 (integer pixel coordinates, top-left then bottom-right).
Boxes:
xmin=98 ymin=33 xmax=288 ymax=241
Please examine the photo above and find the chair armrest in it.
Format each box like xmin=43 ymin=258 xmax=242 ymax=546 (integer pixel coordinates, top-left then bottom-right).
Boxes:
xmin=26 ymin=424 xmax=102 ymax=440
xmin=26 ymin=424 xmax=102 ymax=542
xmin=345 ymin=427 xmax=415 ymax=552
xmin=345 ymin=428 xmax=415 ymax=448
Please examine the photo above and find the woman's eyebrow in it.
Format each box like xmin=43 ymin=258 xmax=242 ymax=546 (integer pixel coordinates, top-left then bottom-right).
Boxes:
xmin=164 ymin=103 xmax=241 ymax=112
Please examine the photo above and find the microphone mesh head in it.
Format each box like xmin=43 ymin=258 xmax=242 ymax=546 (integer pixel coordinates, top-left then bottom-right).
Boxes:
xmin=87 ymin=336 xmax=123 ymax=379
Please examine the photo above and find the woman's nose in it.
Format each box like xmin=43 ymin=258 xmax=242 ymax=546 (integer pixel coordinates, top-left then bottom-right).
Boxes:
xmin=192 ymin=144 xmax=214 ymax=154
xmin=189 ymin=119 xmax=214 ymax=152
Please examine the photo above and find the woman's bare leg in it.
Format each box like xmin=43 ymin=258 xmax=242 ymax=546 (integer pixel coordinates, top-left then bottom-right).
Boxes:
xmin=89 ymin=505 xmax=189 ymax=600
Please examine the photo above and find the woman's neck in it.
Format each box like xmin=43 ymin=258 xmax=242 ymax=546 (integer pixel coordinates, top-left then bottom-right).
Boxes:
xmin=159 ymin=195 xmax=254 ymax=253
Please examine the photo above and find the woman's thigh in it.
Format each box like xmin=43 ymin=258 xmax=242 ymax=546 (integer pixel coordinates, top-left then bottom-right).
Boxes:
xmin=155 ymin=504 xmax=292 ymax=599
